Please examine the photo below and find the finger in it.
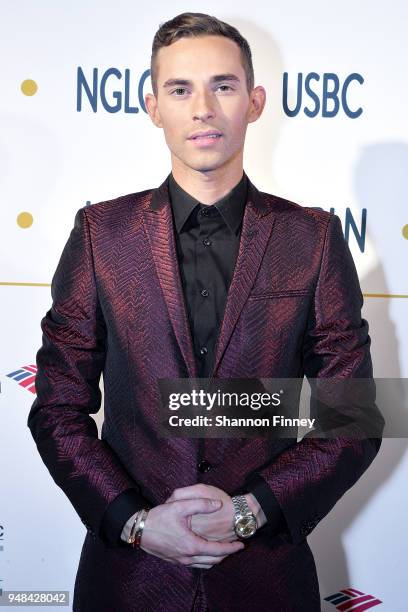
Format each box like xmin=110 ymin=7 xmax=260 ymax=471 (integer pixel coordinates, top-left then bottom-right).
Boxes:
xmin=176 ymin=498 xmax=223 ymax=518
xmin=190 ymin=536 xmax=245 ymax=557
xmin=190 ymin=555 xmax=228 ymax=565
xmin=169 ymin=484 xmax=211 ymax=501
xmin=165 ymin=494 xmax=196 ymax=504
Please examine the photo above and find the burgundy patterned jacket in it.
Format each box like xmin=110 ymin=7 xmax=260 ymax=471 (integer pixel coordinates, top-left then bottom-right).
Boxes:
xmin=27 ymin=173 xmax=382 ymax=612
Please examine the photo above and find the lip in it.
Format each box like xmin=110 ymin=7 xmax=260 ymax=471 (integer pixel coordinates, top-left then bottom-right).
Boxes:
xmin=188 ymin=133 xmax=223 ymax=147
xmin=188 ymin=130 xmax=222 ymax=139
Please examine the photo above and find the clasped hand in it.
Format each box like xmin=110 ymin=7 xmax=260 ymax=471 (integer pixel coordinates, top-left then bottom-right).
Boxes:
xmin=139 ymin=483 xmax=263 ymax=569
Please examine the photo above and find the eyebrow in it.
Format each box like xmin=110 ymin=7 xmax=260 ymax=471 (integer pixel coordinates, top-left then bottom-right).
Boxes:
xmin=162 ymin=74 xmax=241 ymax=88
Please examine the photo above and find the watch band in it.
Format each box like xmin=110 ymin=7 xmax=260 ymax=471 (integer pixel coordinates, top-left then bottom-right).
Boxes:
xmin=232 ymin=494 xmax=251 ymax=518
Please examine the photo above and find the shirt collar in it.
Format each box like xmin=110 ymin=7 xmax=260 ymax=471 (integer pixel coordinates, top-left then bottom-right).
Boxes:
xmin=167 ymin=171 xmax=248 ymax=235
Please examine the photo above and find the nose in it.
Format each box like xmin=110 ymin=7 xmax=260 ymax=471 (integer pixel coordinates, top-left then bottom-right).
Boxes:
xmin=192 ymin=88 xmax=216 ymax=121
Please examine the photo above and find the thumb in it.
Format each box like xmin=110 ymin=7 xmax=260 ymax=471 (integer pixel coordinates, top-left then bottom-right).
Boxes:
xmin=177 ymin=497 xmax=222 ymax=517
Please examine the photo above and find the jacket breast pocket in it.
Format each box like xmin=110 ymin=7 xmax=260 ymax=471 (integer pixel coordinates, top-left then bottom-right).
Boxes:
xmin=248 ymin=289 xmax=310 ymax=300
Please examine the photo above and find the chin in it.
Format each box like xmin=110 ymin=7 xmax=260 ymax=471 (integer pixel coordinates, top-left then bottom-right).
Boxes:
xmin=187 ymin=158 xmax=226 ymax=173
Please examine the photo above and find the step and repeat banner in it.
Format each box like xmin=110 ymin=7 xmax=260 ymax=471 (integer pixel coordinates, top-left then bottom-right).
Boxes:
xmin=1 ymin=1 xmax=407 ymax=610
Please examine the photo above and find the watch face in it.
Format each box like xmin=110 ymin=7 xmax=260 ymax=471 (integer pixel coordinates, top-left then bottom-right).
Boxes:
xmin=235 ymin=515 xmax=257 ymax=538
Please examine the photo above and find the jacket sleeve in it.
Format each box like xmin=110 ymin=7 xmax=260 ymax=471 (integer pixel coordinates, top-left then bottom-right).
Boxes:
xmin=243 ymin=213 xmax=384 ymax=545
xmin=27 ymin=207 xmax=152 ymax=547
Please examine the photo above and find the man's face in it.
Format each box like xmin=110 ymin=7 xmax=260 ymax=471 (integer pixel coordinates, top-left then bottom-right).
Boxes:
xmin=145 ymin=35 xmax=265 ymax=174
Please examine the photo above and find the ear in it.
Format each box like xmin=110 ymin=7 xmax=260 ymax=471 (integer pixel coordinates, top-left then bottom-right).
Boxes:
xmin=145 ymin=93 xmax=163 ymax=128
xmin=247 ymin=86 xmax=267 ymax=124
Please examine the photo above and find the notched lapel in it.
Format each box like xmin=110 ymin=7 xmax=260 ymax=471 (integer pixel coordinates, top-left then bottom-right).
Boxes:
xmin=143 ymin=177 xmax=198 ymax=379
xmin=210 ymin=178 xmax=275 ymax=376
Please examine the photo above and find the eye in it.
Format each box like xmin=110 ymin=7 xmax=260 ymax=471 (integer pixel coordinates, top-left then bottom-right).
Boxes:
xmin=170 ymin=87 xmax=189 ymax=96
xmin=217 ymin=85 xmax=234 ymax=92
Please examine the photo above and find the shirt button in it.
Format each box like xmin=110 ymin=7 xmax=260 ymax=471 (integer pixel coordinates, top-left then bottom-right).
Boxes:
xmin=200 ymin=289 xmax=209 ymax=297
xmin=200 ymin=208 xmax=209 ymax=216
xmin=198 ymin=459 xmax=212 ymax=473
xmin=203 ymin=238 xmax=212 ymax=246
xmin=199 ymin=347 xmax=208 ymax=356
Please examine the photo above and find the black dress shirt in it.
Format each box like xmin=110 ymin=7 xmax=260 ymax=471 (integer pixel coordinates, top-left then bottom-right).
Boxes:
xmin=168 ymin=169 xmax=247 ymax=378
xmin=100 ymin=171 xmax=287 ymax=546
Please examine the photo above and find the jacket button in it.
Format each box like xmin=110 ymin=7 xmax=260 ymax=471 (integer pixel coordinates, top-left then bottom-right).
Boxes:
xmin=198 ymin=459 xmax=212 ymax=473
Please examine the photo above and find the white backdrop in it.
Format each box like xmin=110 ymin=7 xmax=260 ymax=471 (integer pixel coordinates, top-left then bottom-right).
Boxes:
xmin=1 ymin=1 xmax=407 ymax=610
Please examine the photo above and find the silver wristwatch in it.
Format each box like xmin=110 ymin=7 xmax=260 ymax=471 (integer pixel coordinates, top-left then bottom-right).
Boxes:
xmin=231 ymin=495 xmax=258 ymax=539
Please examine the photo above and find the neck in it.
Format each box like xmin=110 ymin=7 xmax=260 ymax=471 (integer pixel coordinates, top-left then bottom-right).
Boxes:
xmin=170 ymin=157 xmax=244 ymax=205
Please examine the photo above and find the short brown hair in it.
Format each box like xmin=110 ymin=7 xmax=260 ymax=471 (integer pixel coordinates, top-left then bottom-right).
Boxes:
xmin=150 ymin=12 xmax=254 ymax=97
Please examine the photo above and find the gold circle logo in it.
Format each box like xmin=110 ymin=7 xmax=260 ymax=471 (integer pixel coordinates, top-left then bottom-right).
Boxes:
xmin=17 ymin=212 xmax=34 ymax=228
xmin=21 ymin=79 xmax=38 ymax=96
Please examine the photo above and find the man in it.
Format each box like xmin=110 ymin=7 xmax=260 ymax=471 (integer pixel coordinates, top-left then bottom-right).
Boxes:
xmin=27 ymin=12 xmax=382 ymax=612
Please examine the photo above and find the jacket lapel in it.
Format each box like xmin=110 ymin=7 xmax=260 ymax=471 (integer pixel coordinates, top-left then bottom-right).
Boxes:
xmin=143 ymin=173 xmax=275 ymax=379
xmin=210 ymin=178 xmax=275 ymax=376
xmin=143 ymin=176 xmax=198 ymax=378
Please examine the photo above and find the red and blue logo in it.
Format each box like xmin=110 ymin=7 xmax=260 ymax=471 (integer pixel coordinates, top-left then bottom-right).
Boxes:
xmin=325 ymin=587 xmax=382 ymax=610
xmin=6 ymin=365 xmax=37 ymax=394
